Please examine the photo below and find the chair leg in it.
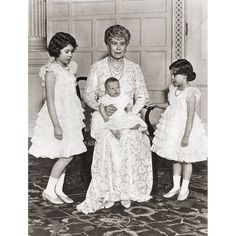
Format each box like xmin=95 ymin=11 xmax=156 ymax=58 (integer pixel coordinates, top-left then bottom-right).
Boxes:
xmin=151 ymin=155 xmax=158 ymax=195
xmin=80 ymin=146 xmax=93 ymax=191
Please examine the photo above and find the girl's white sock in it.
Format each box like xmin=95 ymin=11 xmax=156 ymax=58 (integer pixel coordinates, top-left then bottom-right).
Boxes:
xmin=172 ymin=175 xmax=181 ymax=191
xmin=45 ymin=176 xmax=59 ymax=196
xmin=55 ymin=172 xmax=68 ymax=197
xmin=180 ymin=179 xmax=190 ymax=194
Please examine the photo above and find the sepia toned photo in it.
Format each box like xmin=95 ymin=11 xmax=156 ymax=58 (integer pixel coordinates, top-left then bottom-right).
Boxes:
xmin=28 ymin=0 xmax=208 ymax=235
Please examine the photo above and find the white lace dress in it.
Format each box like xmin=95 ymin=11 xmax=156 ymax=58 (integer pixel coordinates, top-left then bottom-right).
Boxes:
xmin=76 ymin=57 xmax=153 ymax=214
xmin=91 ymin=93 xmax=147 ymax=135
xmin=29 ymin=61 xmax=87 ymax=159
xmin=151 ymin=84 xmax=207 ymax=162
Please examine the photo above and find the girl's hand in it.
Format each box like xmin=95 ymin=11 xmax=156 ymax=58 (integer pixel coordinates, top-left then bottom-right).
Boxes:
xmin=105 ymin=104 xmax=117 ymax=116
xmin=54 ymin=125 xmax=63 ymax=140
xmin=181 ymin=136 xmax=189 ymax=147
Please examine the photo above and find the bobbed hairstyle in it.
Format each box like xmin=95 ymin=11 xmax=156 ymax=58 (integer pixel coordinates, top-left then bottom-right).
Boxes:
xmin=169 ymin=59 xmax=196 ymax=82
xmin=47 ymin=32 xmax=77 ymax=58
xmin=104 ymin=25 xmax=131 ymax=45
xmin=105 ymin=77 xmax=119 ymax=89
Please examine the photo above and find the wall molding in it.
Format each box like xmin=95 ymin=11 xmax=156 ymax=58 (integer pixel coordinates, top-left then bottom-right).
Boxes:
xmin=172 ymin=0 xmax=185 ymax=60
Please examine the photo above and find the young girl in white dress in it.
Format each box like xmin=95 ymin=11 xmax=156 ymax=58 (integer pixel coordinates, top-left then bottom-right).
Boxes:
xmin=151 ymin=59 xmax=207 ymax=201
xmin=29 ymin=32 xmax=87 ymax=204
xmin=92 ymin=77 xmax=147 ymax=140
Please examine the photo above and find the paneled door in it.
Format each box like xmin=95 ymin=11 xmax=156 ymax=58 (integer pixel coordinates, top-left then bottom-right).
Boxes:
xmin=184 ymin=0 xmax=208 ymax=124
xmin=47 ymin=0 xmax=173 ymax=103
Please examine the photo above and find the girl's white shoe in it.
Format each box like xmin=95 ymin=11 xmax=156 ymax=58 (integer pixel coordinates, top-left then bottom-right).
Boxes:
xmin=163 ymin=188 xmax=181 ymax=198
xmin=57 ymin=194 xmax=74 ymax=204
xmin=177 ymin=190 xmax=189 ymax=201
xmin=104 ymin=201 xmax=114 ymax=209
xmin=121 ymin=200 xmax=131 ymax=208
xmin=42 ymin=190 xmax=64 ymax=204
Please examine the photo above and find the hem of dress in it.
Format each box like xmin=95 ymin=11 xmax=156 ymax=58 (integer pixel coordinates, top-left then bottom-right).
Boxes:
xmin=28 ymin=147 xmax=87 ymax=159
xmin=152 ymin=152 xmax=207 ymax=163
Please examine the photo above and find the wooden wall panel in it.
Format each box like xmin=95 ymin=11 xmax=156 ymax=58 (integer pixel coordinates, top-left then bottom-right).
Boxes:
xmin=73 ymin=52 xmax=93 ymax=76
xmin=48 ymin=21 xmax=70 ymax=40
xmin=118 ymin=0 xmax=166 ymax=13
xmin=95 ymin=19 xmax=116 ymax=48
xmin=143 ymin=17 xmax=166 ymax=47
xmin=125 ymin=51 xmax=141 ymax=65
xmin=146 ymin=51 xmax=166 ymax=89
xmin=119 ymin=18 xmax=141 ymax=47
xmin=185 ymin=0 xmax=208 ymax=125
xmin=49 ymin=3 xmax=69 ymax=17
xmin=72 ymin=20 xmax=92 ymax=48
xmin=28 ymin=51 xmax=48 ymax=137
xmin=72 ymin=1 xmax=116 ymax=16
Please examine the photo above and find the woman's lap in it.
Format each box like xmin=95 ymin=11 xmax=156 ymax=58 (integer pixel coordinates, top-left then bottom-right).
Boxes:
xmin=76 ymin=129 xmax=153 ymax=214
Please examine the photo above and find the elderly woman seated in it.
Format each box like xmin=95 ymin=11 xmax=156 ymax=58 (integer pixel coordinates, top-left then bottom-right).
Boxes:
xmin=76 ymin=24 xmax=153 ymax=214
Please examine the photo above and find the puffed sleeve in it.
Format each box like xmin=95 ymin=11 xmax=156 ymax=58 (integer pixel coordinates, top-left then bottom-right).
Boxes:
xmin=83 ymin=63 xmax=99 ymax=110
xmin=38 ymin=60 xmax=58 ymax=101
xmin=68 ymin=60 xmax=78 ymax=75
xmin=38 ymin=58 xmax=57 ymax=87
xmin=39 ymin=65 xmax=47 ymax=87
xmin=186 ymin=87 xmax=201 ymax=104
xmin=169 ymin=83 xmax=175 ymax=91
xmin=131 ymin=64 xmax=149 ymax=114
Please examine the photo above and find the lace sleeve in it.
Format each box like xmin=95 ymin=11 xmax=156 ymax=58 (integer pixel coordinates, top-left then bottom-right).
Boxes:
xmin=131 ymin=64 xmax=149 ymax=114
xmin=83 ymin=63 xmax=99 ymax=110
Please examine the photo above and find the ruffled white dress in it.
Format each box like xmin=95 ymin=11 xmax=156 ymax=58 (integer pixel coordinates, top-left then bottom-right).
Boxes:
xmin=76 ymin=57 xmax=153 ymax=214
xmin=91 ymin=93 xmax=147 ymax=136
xmin=151 ymin=84 xmax=207 ymax=163
xmin=29 ymin=60 xmax=87 ymax=159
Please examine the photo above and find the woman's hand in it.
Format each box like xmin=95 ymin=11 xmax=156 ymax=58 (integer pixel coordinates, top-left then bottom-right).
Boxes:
xmin=54 ymin=125 xmax=63 ymax=140
xmin=145 ymin=102 xmax=158 ymax=108
xmin=130 ymin=124 xmax=140 ymax=130
xmin=81 ymin=100 xmax=87 ymax=109
xmin=181 ymin=135 xmax=189 ymax=147
xmin=105 ymin=104 xmax=117 ymax=116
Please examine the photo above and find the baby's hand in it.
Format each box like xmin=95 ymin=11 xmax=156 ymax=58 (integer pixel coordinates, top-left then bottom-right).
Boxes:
xmin=114 ymin=131 xmax=121 ymax=140
xmin=103 ymin=117 xmax=109 ymax=122
xmin=105 ymin=104 xmax=117 ymax=116
xmin=125 ymin=103 xmax=132 ymax=113
xmin=181 ymin=136 xmax=189 ymax=147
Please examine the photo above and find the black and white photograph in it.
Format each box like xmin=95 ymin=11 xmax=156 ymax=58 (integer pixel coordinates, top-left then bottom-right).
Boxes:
xmin=28 ymin=0 xmax=208 ymax=235
xmin=2 ymin=0 xmax=236 ymax=235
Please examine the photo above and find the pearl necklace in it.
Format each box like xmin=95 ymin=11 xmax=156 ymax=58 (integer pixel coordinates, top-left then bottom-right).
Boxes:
xmin=175 ymin=88 xmax=185 ymax=96
xmin=108 ymin=57 xmax=124 ymax=80
xmin=175 ymin=85 xmax=190 ymax=96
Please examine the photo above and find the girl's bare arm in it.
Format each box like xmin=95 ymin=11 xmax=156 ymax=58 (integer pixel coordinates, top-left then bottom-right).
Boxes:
xmin=45 ymin=72 xmax=63 ymax=140
xmin=181 ymin=95 xmax=196 ymax=147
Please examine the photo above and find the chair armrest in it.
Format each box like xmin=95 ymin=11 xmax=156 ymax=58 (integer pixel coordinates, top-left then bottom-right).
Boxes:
xmin=76 ymin=76 xmax=87 ymax=100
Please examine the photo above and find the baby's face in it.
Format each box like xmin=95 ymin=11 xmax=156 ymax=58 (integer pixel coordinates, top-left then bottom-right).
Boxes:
xmin=106 ymin=81 xmax=120 ymax=97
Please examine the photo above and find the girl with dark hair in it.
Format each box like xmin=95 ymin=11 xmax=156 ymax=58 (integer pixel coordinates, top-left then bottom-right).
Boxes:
xmin=29 ymin=32 xmax=87 ymax=204
xmin=150 ymin=59 xmax=207 ymax=201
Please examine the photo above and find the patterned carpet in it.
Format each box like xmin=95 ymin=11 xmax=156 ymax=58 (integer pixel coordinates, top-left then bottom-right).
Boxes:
xmin=28 ymin=149 xmax=207 ymax=236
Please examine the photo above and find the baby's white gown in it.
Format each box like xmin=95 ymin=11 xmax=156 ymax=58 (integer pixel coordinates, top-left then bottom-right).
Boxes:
xmin=91 ymin=93 xmax=147 ymax=137
xmin=29 ymin=61 xmax=87 ymax=159
xmin=151 ymin=84 xmax=207 ymax=162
